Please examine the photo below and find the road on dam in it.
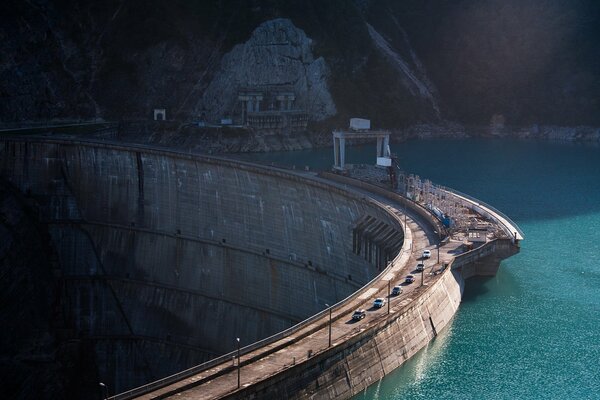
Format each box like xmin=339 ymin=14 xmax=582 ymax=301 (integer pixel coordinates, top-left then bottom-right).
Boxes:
xmin=134 ymin=171 xmax=462 ymax=400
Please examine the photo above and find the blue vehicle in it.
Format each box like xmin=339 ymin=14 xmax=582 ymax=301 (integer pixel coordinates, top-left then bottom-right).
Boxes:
xmin=373 ymin=298 xmax=386 ymax=308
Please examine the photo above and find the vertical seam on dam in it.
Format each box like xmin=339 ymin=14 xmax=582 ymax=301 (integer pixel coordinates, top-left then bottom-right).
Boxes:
xmin=136 ymin=152 xmax=145 ymax=225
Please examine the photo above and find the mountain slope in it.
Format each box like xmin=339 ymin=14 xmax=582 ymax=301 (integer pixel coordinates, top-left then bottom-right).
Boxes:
xmin=1 ymin=0 xmax=598 ymax=127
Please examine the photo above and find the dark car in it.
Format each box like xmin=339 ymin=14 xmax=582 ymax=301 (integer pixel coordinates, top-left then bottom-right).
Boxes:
xmin=416 ymin=263 xmax=425 ymax=272
xmin=392 ymin=285 xmax=403 ymax=296
xmin=352 ymin=309 xmax=366 ymax=320
xmin=405 ymin=275 xmax=415 ymax=284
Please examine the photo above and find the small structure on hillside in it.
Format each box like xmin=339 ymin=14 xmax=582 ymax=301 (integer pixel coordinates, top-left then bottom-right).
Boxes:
xmin=237 ymin=85 xmax=308 ymax=131
xmin=153 ymin=108 xmax=166 ymax=121
xmin=332 ymin=119 xmax=391 ymax=170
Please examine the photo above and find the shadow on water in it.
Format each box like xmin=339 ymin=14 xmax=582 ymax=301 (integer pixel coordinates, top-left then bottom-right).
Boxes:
xmin=461 ymin=266 xmax=522 ymax=304
xmin=234 ymin=138 xmax=600 ymax=223
xmin=461 ymin=276 xmax=495 ymax=303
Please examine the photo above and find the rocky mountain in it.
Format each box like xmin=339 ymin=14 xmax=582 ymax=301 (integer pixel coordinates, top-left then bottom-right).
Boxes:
xmin=1 ymin=0 xmax=599 ymax=128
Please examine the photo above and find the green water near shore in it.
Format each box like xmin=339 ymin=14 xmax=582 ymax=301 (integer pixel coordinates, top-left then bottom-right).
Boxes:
xmin=240 ymin=138 xmax=600 ymax=399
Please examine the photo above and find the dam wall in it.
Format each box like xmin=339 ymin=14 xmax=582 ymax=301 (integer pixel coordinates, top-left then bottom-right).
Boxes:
xmin=0 ymin=138 xmax=404 ymax=393
xmin=223 ymin=261 xmax=464 ymax=399
xmin=318 ymin=172 xmax=447 ymax=236
xmin=218 ymin=240 xmax=512 ymax=400
xmin=148 ymin=176 xmax=520 ymax=400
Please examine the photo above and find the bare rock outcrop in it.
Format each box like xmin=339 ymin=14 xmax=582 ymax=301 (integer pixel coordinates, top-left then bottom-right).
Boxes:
xmin=197 ymin=18 xmax=336 ymax=123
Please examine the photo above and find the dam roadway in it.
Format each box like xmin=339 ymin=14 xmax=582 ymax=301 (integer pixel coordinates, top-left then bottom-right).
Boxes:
xmin=132 ymin=181 xmax=452 ymax=400
xmin=0 ymin=137 xmax=521 ymax=399
xmin=113 ymin=164 xmax=519 ymax=399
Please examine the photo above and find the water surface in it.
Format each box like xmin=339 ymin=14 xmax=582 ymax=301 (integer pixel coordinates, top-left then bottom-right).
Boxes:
xmin=240 ymin=138 xmax=600 ymax=399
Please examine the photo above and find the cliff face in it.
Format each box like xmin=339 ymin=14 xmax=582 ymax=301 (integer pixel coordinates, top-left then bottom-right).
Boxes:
xmin=1 ymin=0 xmax=599 ymax=127
xmin=199 ymin=18 xmax=336 ymax=123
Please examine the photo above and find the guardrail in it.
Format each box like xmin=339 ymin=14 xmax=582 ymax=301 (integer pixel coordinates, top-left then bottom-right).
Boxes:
xmin=0 ymin=121 xmax=116 ymax=134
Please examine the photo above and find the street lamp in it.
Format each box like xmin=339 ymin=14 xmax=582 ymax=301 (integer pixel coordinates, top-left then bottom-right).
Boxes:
xmin=236 ymin=338 xmax=241 ymax=388
xmin=434 ymin=230 xmax=440 ymax=264
xmin=325 ymin=303 xmax=332 ymax=347
xmin=99 ymin=382 xmax=108 ymax=400
xmin=437 ymin=231 xmax=441 ymax=264
xmin=387 ymin=281 xmax=391 ymax=314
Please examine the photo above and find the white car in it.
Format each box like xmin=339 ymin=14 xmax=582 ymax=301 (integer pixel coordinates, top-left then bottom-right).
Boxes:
xmin=373 ymin=298 xmax=386 ymax=308
xmin=422 ymin=249 xmax=431 ymax=259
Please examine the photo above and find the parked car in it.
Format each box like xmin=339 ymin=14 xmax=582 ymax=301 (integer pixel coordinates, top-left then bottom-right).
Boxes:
xmin=416 ymin=262 xmax=425 ymax=272
xmin=405 ymin=275 xmax=415 ymax=284
xmin=392 ymin=285 xmax=403 ymax=296
xmin=373 ymin=297 xmax=386 ymax=308
xmin=422 ymin=249 xmax=432 ymax=259
xmin=352 ymin=309 xmax=366 ymax=320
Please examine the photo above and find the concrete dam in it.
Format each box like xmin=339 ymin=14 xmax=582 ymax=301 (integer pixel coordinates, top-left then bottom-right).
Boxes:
xmin=0 ymin=137 xmax=521 ymax=399
xmin=0 ymin=138 xmax=406 ymax=397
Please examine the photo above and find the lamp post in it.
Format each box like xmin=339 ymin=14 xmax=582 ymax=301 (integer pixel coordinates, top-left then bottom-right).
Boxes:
xmin=236 ymin=338 xmax=241 ymax=388
xmin=437 ymin=230 xmax=441 ymax=264
xmin=99 ymin=382 xmax=108 ymax=400
xmin=325 ymin=303 xmax=332 ymax=347
xmin=434 ymin=230 xmax=440 ymax=264
xmin=387 ymin=281 xmax=391 ymax=314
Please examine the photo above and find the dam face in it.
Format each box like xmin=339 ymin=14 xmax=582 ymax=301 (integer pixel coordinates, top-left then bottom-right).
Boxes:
xmin=0 ymin=139 xmax=403 ymax=394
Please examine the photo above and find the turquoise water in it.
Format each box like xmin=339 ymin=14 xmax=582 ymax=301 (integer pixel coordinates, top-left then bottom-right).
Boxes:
xmin=239 ymin=139 xmax=600 ymax=399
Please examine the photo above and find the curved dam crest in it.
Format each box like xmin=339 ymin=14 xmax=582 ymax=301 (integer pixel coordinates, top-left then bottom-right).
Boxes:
xmin=0 ymin=137 xmax=520 ymax=399
xmin=0 ymin=138 xmax=403 ymax=395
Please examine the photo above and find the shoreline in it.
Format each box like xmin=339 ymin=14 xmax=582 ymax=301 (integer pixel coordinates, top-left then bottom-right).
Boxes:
xmin=1 ymin=121 xmax=598 ymax=154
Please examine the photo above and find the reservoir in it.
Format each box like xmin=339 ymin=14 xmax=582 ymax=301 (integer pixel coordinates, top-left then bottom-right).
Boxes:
xmin=239 ymin=138 xmax=600 ymax=399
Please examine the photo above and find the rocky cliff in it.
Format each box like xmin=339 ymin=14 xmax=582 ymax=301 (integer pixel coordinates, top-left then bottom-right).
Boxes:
xmin=199 ymin=18 xmax=336 ymax=123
